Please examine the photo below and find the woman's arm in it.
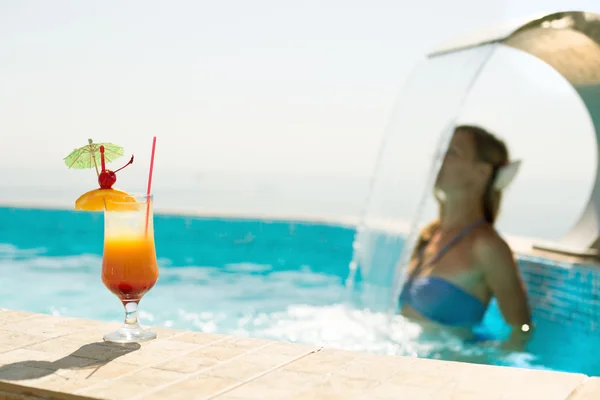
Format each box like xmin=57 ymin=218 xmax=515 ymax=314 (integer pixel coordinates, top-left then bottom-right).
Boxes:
xmin=473 ymin=232 xmax=533 ymax=348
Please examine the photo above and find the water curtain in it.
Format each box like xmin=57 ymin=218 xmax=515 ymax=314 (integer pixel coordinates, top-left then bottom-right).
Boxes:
xmin=346 ymin=44 xmax=499 ymax=314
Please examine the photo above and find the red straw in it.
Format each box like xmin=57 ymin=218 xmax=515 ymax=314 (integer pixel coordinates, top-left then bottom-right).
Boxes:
xmin=99 ymin=145 xmax=106 ymax=171
xmin=144 ymin=136 xmax=157 ymax=236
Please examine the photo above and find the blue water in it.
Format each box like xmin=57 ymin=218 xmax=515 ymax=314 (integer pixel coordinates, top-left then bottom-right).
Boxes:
xmin=1 ymin=207 xmax=599 ymax=376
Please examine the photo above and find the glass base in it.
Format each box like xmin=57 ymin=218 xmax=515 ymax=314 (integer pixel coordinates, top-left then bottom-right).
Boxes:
xmin=103 ymin=325 xmax=157 ymax=344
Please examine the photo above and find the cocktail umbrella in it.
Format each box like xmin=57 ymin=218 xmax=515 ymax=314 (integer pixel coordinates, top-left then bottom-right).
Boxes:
xmin=63 ymin=139 xmax=125 ymax=175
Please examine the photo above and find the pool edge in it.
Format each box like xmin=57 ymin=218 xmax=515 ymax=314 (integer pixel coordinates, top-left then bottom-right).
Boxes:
xmin=0 ymin=309 xmax=594 ymax=400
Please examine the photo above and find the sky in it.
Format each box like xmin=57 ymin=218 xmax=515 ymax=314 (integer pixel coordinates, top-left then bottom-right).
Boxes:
xmin=1 ymin=0 xmax=600 ymax=240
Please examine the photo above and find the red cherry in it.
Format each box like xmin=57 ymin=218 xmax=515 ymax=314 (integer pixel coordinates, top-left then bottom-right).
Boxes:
xmin=118 ymin=282 xmax=133 ymax=295
xmin=96 ymin=155 xmax=134 ymax=189
xmin=98 ymin=170 xmax=117 ymax=189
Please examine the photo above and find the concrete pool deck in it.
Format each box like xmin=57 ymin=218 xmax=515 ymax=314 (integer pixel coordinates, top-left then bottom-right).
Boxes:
xmin=0 ymin=309 xmax=598 ymax=400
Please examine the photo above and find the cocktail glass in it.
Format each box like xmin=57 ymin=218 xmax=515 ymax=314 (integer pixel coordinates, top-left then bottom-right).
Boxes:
xmin=101 ymin=194 xmax=159 ymax=343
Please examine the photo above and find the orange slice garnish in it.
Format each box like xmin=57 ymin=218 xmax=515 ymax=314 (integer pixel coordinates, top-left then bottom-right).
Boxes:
xmin=75 ymin=188 xmax=138 ymax=212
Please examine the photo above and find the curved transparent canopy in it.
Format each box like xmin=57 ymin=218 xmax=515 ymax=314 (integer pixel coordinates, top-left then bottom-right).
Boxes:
xmin=348 ymin=45 xmax=499 ymax=312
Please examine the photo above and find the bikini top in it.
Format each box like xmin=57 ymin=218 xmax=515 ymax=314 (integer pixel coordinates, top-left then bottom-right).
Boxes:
xmin=399 ymin=218 xmax=487 ymax=327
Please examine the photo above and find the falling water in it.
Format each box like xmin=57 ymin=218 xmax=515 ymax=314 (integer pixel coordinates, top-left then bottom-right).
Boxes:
xmin=344 ymin=44 xmax=501 ymax=321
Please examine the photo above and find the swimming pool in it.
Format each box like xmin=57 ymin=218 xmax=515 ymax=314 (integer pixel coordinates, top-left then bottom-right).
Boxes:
xmin=1 ymin=206 xmax=599 ymax=376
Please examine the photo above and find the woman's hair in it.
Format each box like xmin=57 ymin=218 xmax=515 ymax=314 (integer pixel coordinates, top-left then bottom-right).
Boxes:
xmin=410 ymin=125 xmax=509 ymax=260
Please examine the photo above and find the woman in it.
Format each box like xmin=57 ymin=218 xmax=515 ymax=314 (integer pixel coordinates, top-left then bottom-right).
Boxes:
xmin=399 ymin=125 xmax=532 ymax=346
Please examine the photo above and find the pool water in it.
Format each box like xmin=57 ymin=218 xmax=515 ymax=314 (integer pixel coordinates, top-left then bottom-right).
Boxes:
xmin=1 ymin=207 xmax=599 ymax=376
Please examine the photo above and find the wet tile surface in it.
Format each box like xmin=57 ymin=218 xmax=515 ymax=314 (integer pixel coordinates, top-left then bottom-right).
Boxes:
xmin=0 ymin=309 xmax=595 ymax=399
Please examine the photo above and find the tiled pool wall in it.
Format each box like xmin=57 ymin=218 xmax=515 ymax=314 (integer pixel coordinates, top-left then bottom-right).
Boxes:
xmin=518 ymin=255 xmax=600 ymax=333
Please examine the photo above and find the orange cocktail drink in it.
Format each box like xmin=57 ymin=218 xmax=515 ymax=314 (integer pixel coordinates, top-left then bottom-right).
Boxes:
xmin=100 ymin=194 xmax=159 ymax=343
xmin=102 ymin=235 xmax=158 ymax=302
xmin=67 ymin=137 xmax=159 ymax=343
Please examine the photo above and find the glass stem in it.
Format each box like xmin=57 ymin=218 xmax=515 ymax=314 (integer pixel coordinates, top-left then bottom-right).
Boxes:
xmin=123 ymin=301 xmax=140 ymax=328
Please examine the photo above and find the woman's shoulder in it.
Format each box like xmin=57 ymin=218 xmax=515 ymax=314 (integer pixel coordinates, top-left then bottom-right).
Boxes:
xmin=471 ymin=225 xmax=515 ymax=269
